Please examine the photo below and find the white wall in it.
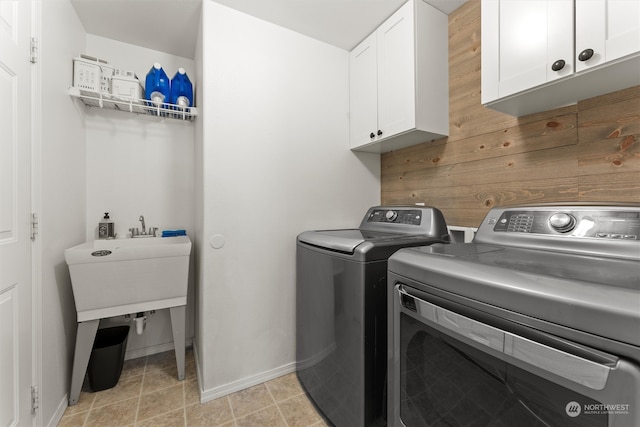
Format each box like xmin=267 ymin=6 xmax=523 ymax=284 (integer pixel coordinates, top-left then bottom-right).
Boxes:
xmin=39 ymin=0 xmax=86 ymax=423
xmin=198 ymin=0 xmax=380 ymax=398
xmin=83 ymin=35 xmax=196 ymax=357
xmin=38 ymin=12 xmax=198 ymax=425
xmin=194 ymin=6 xmax=205 ymax=377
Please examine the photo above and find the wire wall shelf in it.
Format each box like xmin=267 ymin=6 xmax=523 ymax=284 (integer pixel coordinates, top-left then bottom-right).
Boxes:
xmin=68 ymin=87 xmax=197 ymax=121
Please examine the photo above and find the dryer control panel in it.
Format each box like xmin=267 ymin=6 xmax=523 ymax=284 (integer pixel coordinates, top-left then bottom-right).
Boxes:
xmin=491 ymin=209 xmax=640 ymax=240
xmin=475 ymin=205 xmax=640 ymax=260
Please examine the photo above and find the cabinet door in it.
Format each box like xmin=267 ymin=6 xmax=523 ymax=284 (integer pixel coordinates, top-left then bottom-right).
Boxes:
xmin=349 ymin=33 xmax=378 ymax=149
xmin=377 ymin=1 xmax=415 ymax=139
xmin=495 ymin=0 xmax=573 ymax=98
xmin=576 ymin=0 xmax=640 ymax=72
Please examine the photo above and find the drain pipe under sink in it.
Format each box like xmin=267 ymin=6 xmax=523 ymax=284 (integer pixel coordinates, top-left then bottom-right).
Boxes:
xmin=134 ymin=312 xmax=147 ymax=335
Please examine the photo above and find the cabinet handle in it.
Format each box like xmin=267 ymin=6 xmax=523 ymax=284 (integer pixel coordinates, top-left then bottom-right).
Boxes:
xmin=370 ymin=132 xmax=375 ymax=139
xmin=551 ymin=59 xmax=565 ymax=71
xmin=377 ymin=130 xmax=383 ymax=136
xmin=578 ymin=48 xmax=594 ymax=62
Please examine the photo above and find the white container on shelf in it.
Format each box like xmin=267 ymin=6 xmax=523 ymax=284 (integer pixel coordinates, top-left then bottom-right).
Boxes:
xmin=111 ymin=70 xmax=144 ymax=100
xmin=73 ymin=55 xmax=103 ymax=92
xmin=73 ymin=55 xmax=113 ymax=94
xmin=100 ymin=63 xmax=114 ymax=94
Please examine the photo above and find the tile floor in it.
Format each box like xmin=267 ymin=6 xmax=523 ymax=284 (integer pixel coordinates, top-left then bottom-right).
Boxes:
xmin=58 ymin=349 xmax=330 ymax=427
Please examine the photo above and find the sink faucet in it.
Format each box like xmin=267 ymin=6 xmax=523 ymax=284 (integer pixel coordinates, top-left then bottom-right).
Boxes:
xmin=139 ymin=215 xmax=146 ymax=234
xmin=130 ymin=215 xmax=157 ymax=238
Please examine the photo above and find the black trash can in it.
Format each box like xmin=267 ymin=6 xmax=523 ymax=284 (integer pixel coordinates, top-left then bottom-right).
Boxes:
xmin=88 ymin=326 xmax=130 ymax=392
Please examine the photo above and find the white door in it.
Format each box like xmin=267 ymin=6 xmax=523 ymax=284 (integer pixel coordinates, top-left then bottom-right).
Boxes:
xmin=349 ymin=32 xmax=378 ymax=149
xmin=576 ymin=0 xmax=640 ymax=71
xmin=0 ymin=0 xmax=33 ymax=426
xmin=376 ymin=1 xmax=415 ymax=140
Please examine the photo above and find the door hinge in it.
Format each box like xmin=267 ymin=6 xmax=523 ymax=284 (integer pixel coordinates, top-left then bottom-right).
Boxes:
xmin=31 ymin=213 xmax=38 ymax=241
xmin=31 ymin=386 xmax=39 ymax=413
xmin=30 ymin=37 xmax=38 ymax=64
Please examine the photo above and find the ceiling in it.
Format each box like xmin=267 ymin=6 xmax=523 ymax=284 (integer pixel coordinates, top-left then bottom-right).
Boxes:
xmin=70 ymin=0 xmax=466 ymax=59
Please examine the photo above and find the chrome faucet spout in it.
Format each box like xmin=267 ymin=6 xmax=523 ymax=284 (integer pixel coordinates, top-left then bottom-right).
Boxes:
xmin=139 ymin=215 xmax=146 ymax=234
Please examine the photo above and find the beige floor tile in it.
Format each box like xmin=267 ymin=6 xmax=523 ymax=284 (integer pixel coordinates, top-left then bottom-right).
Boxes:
xmin=185 ymin=352 xmax=197 ymax=381
xmin=57 ymin=412 xmax=88 ymax=427
xmin=92 ymin=375 xmax=143 ymax=409
xmin=64 ymin=391 xmax=96 ymax=415
xmin=84 ymin=396 xmax=139 ymax=427
xmin=120 ymin=357 xmax=146 ymax=380
xmin=145 ymin=349 xmax=194 ymax=380
xmin=145 ymin=350 xmax=177 ymax=373
xmin=266 ymin=372 xmax=304 ymax=402
xmin=228 ymin=383 xmax=275 ymax=418
xmin=278 ymin=394 xmax=323 ymax=427
xmin=137 ymin=383 xmax=184 ymax=422
xmin=185 ymin=397 xmax=233 ymax=427
xmin=184 ymin=379 xmax=201 ymax=406
xmin=235 ymin=405 xmax=286 ymax=427
xmin=60 ymin=353 xmax=331 ymax=427
xmin=135 ymin=408 xmax=185 ymax=427
xmin=142 ymin=366 xmax=183 ymax=394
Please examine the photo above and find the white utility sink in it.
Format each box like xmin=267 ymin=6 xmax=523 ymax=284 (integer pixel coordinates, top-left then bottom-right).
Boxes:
xmin=64 ymin=235 xmax=192 ymax=322
xmin=65 ymin=235 xmax=192 ymax=406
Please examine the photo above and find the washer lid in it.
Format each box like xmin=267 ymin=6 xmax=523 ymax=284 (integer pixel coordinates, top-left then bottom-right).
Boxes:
xmin=298 ymin=229 xmax=400 ymax=254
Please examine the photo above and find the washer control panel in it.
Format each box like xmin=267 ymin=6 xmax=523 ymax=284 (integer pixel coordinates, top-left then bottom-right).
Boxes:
xmin=491 ymin=209 xmax=639 ymax=239
xmin=359 ymin=206 xmax=449 ymax=238
xmin=367 ymin=209 xmax=422 ymax=225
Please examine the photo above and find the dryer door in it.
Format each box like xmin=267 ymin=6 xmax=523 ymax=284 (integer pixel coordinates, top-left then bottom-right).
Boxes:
xmin=388 ymin=283 xmax=640 ymax=427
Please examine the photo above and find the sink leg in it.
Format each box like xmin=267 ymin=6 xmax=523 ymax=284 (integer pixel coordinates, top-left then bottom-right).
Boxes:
xmin=170 ymin=305 xmax=186 ymax=381
xmin=69 ymin=319 xmax=99 ymax=405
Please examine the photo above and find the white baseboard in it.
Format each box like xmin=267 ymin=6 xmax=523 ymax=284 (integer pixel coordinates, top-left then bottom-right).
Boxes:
xmin=47 ymin=393 xmax=70 ymax=427
xmin=199 ymin=360 xmax=297 ymax=403
xmin=124 ymin=337 xmax=193 ymax=360
xmin=164 ymin=338 xmax=295 ymax=405
xmin=192 ymin=339 xmax=204 ymax=401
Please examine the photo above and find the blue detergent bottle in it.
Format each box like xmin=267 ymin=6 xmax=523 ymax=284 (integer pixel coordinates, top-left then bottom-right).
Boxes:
xmin=145 ymin=63 xmax=170 ymax=106
xmin=170 ymin=68 xmax=193 ymax=109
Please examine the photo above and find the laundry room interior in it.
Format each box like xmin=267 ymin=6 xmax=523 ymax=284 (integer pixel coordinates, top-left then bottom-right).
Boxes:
xmin=3 ymin=0 xmax=638 ymax=426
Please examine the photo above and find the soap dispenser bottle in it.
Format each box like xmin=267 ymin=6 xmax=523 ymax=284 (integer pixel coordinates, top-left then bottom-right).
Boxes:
xmin=98 ymin=212 xmax=115 ymax=239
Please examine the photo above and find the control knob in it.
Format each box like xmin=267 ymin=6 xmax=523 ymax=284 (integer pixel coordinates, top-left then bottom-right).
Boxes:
xmin=385 ymin=210 xmax=398 ymax=222
xmin=549 ymin=212 xmax=576 ymax=233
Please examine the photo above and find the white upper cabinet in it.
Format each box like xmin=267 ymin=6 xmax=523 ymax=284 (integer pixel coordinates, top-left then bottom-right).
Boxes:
xmin=376 ymin=6 xmax=416 ymax=143
xmin=482 ymin=0 xmax=640 ymax=116
xmin=349 ymin=0 xmax=449 ymax=153
xmin=482 ymin=0 xmax=574 ymax=100
xmin=575 ymin=0 xmax=640 ymax=72
xmin=350 ymin=33 xmax=379 ymax=149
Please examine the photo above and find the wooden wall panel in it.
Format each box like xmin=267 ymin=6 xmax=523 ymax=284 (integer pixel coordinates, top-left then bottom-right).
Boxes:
xmin=578 ymin=137 xmax=640 ymax=175
xmin=382 ymin=114 xmax=578 ymax=176
xmin=382 ymin=177 xmax=578 ymax=208
xmin=381 ymin=0 xmax=640 ymax=227
xmin=578 ymin=172 xmax=640 ymax=202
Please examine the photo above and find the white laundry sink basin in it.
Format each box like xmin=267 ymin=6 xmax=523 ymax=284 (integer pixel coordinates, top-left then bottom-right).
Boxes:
xmin=64 ymin=236 xmax=191 ymax=321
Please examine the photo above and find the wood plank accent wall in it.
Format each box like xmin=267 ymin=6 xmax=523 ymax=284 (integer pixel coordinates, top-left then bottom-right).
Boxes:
xmin=380 ymin=0 xmax=640 ymax=227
